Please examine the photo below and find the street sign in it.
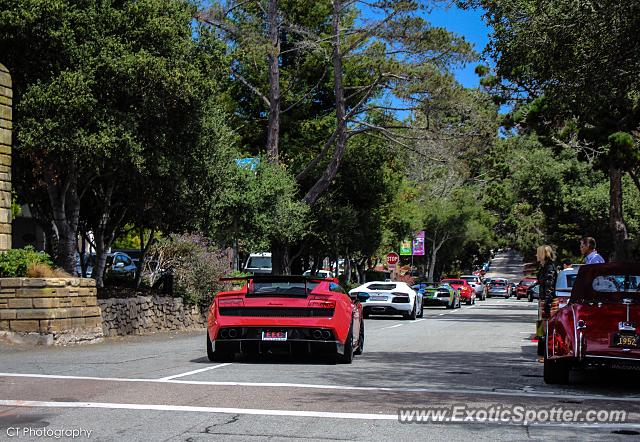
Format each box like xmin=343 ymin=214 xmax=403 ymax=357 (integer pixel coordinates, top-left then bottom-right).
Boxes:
xmin=386 ymin=252 xmax=399 ymax=269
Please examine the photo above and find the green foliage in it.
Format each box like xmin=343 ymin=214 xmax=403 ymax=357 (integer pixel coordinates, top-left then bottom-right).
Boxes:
xmin=205 ymin=158 xmax=310 ymax=253
xmin=0 ymin=247 xmax=53 ymax=277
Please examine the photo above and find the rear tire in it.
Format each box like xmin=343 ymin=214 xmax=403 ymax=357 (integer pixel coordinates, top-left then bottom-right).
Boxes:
xmin=354 ymin=321 xmax=364 ymax=355
xmin=405 ymin=303 xmax=417 ymax=320
xmin=543 ymin=356 xmax=570 ymax=384
xmin=337 ymin=323 xmax=355 ymax=364
xmin=207 ymin=334 xmax=233 ymax=362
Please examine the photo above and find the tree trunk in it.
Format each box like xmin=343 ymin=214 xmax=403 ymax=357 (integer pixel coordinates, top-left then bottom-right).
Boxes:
xmin=609 ymin=165 xmax=629 ymax=261
xmin=46 ymin=174 xmax=80 ymax=275
xmin=271 ymin=241 xmax=290 ymax=275
xmin=135 ymin=228 xmax=155 ymax=288
xmin=303 ymin=0 xmax=347 ymax=205
xmin=427 ymin=236 xmax=447 ymax=282
xmin=266 ymin=0 xmax=280 ymax=163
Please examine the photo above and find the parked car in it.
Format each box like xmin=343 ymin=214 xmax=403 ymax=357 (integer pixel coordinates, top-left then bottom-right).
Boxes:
xmin=441 ymin=279 xmax=476 ymax=305
xmin=487 ymin=280 xmax=510 ymax=299
xmin=555 ymin=267 xmax=580 ymax=309
xmin=543 ymin=263 xmax=640 ymax=384
xmin=105 ymin=252 xmax=138 ymax=280
xmin=460 ymin=275 xmax=486 ymax=301
xmin=349 ymin=281 xmax=422 ymax=320
xmin=527 ymin=284 xmax=540 ymax=302
xmin=515 ymin=277 xmax=537 ymax=300
xmin=75 ymin=251 xmax=137 ymax=280
xmin=207 ymin=275 xmax=365 ymax=363
xmin=244 ymin=252 xmax=272 ymax=275
xmin=417 ymin=283 xmax=460 ymax=309
xmin=302 ymin=269 xmax=334 ymax=278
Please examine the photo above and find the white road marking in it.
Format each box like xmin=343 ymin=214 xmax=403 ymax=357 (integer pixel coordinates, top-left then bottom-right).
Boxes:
xmin=2 ymin=399 xmax=640 ymax=429
xmin=414 ymin=319 xmax=426 ymax=323
xmin=158 ymin=363 xmax=232 ymax=381
xmin=2 ymin=372 xmax=640 ymax=403
xmin=0 ymin=399 xmax=397 ymax=421
xmin=381 ymin=324 xmax=404 ymax=330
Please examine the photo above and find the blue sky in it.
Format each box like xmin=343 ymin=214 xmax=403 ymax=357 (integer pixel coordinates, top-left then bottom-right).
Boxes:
xmin=426 ymin=5 xmax=491 ymax=88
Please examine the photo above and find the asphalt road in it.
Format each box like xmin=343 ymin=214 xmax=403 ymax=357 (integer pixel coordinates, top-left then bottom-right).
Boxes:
xmin=1 ymin=251 xmax=640 ymax=441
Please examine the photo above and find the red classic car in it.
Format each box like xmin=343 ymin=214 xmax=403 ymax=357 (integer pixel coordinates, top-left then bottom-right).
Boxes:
xmin=544 ymin=263 xmax=640 ymax=384
xmin=441 ymin=279 xmax=476 ymax=305
xmin=515 ymin=277 xmax=537 ymax=299
xmin=207 ymin=276 xmax=365 ymax=364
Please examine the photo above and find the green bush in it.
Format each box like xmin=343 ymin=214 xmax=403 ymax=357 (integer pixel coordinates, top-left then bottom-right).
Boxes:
xmin=0 ymin=246 xmax=53 ymax=277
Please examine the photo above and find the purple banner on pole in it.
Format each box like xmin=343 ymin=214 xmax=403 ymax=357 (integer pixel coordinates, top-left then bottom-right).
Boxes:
xmin=412 ymin=231 xmax=425 ymax=256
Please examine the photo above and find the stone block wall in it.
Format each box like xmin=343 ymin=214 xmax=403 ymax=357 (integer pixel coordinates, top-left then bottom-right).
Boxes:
xmin=0 ymin=64 xmax=11 ymax=251
xmin=98 ymin=296 xmax=207 ymax=337
xmin=0 ymin=278 xmax=103 ymax=344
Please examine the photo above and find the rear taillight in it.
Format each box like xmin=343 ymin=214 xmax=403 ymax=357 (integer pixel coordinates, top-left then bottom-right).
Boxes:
xmin=308 ymin=298 xmax=336 ymax=309
xmin=218 ymin=298 xmax=244 ymax=307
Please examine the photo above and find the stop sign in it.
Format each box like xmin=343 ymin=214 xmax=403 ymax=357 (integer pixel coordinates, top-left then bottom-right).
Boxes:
xmin=386 ymin=252 xmax=399 ymax=268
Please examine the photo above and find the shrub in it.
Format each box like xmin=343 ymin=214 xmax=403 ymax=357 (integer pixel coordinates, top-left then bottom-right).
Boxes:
xmin=0 ymin=247 xmax=53 ymax=277
xmin=145 ymin=234 xmax=229 ymax=305
xmin=26 ymin=262 xmax=70 ymax=278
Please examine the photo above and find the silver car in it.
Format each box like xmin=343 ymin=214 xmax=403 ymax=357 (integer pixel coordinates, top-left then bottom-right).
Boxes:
xmin=487 ymin=280 xmax=510 ymax=298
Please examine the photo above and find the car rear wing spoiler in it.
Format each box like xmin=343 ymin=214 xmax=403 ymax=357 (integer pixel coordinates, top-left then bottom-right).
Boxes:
xmin=219 ymin=275 xmax=330 ymax=283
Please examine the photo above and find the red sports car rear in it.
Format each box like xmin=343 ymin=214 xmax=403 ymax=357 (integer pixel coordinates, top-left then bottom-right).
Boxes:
xmin=207 ymin=276 xmax=365 ymax=363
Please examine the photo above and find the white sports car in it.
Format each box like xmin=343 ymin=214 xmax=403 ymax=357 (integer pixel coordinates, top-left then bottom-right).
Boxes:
xmin=348 ymin=281 xmax=423 ymax=320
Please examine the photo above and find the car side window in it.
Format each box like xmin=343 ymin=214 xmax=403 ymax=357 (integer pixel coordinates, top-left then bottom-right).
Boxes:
xmin=329 ymin=282 xmax=345 ymax=294
xmin=122 ymin=256 xmax=132 ymax=266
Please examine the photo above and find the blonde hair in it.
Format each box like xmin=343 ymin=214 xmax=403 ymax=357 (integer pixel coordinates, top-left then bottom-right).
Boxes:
xmin=536 ymin=245 xmax=556 ymax=263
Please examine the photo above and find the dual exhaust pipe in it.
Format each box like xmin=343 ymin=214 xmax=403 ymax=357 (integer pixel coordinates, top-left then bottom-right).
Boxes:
xmin=219 ymin=328 xmax=239 ymax=339
xmin=312 ymin=329 xmax=331 ymax=340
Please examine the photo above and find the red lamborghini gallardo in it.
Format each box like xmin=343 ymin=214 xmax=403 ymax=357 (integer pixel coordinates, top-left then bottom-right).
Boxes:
xmin=207 ymin=276 xmax=367 ymax=363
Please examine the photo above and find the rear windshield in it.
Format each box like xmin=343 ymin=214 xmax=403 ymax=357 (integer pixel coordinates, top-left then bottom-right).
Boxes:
xmin=461 ymin=277 xmax=475 ymax=282
xmin=444 ymin=280 xmax=464 ymax=285
xmin=521 ymin=280 xmax=536 ymax=286
xmin=368 ymin=284 xmax=396 ymax=291
xmin=247 ymin=257 xmax=272 ymax=269
xmin=491 ymin=282 xmax=506 ymax=286
xmin=250 ymin=281 xmax=319 ymax=296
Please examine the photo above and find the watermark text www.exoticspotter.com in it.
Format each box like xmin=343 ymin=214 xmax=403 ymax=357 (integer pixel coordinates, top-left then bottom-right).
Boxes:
xmin=6 ymin=427 xmax=93 ymax=439
xmin=398 ymin=404 xmax=627 ymax=425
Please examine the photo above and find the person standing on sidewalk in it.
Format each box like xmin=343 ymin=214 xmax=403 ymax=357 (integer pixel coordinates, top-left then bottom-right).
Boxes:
xmin=536 ymin=245 xmax=558 ymax=356
xmin=580 ymin=237 xmax=605 ymax=264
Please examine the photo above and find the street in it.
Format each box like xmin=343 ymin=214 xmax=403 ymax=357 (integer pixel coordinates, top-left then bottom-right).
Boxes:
xmin=1 ymin=252 xmax=640 ymax=441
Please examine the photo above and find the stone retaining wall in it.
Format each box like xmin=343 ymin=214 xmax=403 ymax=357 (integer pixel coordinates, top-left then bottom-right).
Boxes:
xmin=98 ymin=296 xmax=207 ymax=337
xmin=0 ymin=278 xmax=103 ymax=344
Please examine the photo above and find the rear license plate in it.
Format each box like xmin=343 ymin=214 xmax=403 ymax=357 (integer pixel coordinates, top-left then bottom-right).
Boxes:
xmin=262 ymin=331 xmax=287 ymax=341
xmin=370 ymin=295 xmax=388 ymax=301
xmin=612 ymin=334 xmax=640 ymax=348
